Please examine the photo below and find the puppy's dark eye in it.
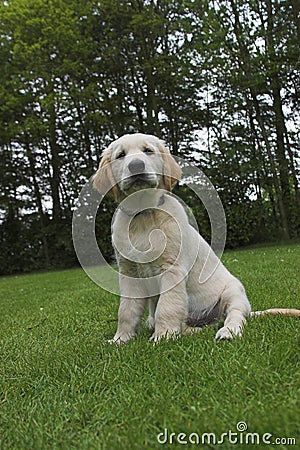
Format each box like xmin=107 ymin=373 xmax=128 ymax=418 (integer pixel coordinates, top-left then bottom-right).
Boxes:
xmin=144 ymin=147 xmax=154 ymax=154
xmin=117 ymin=150 xmax=126 ymax=159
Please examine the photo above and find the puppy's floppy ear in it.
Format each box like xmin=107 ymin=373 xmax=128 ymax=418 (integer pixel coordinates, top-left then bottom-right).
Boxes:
xmin=93 ymin=151 xmax=119 ymax=202
xmin=158 ymin=141 xmax=182 ymax=191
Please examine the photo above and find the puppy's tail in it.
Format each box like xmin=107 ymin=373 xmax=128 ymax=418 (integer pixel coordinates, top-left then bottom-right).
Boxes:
xmin=250 ymin=308 xmax=300 ymax=317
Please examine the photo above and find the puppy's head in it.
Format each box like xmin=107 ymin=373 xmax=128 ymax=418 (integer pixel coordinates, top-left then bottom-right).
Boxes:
xmin=93 ymin=133 xmax=181 ymax=201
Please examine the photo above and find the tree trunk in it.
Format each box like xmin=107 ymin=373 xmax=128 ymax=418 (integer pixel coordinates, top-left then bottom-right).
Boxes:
xmin=246 ymin=97 xmax=278 ymax=224
xmin=283 ymin=127 xmax=300 ymax=214
xmin=144 ymin=64 xmax=161 ymax=136
xmin=228 ymin=0 xmax=290 ymax=239
xmin=46 ymin=84 xmax=62 ymax=222
xmin=250 ymin=93 xmax=290 ymax=239
xmin=71 ymin=94 xmax=93 ymax=169
xmin=266 ymin=0 xmax=292 ymax=234
xmin=290 ymin=0 xmax=300 ymax=45
xmin=25 ymin=141 xmax=50 ymax=266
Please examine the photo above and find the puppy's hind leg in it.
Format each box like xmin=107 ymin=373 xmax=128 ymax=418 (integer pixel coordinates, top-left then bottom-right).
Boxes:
xmin=215 ymin=280 xmax=251 ymax=340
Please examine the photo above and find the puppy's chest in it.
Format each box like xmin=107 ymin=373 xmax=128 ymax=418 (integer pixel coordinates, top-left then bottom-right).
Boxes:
xmin=116 ymin=243 xmax=166 ymax=278
xmin=114 ymin=212 xmax=180 ymax=275
xmin=135 ymin=260 xmax=164 ymax=278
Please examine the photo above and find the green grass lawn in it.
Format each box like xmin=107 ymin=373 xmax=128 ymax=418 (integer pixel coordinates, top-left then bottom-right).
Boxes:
xmin=0 ymin=244 xmax=299 ymax=449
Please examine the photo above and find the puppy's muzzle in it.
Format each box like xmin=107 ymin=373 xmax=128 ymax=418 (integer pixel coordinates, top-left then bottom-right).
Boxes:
xmin=121 ymin=158 xmax=158 ymax=193
xmin=128 ymin=159 xmax=145 ymax=175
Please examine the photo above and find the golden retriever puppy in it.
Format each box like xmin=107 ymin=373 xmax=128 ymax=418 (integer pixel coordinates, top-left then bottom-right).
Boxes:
xmin=93 ymin=133 xmax=252 ymax=343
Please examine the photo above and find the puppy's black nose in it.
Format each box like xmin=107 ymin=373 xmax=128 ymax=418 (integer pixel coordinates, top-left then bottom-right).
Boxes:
xmin=128 ymin=159 xmax=145 ymax=175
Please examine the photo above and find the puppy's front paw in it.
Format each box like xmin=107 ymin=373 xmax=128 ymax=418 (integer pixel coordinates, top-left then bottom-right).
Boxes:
xmin=107 ymin=333 xmax=135 ymax=345
xmin=150 ymin=330 xmax=180 ymax=344
xmin=107 ymin=338 xmax=125 ymax=345
xmin=215 ymin=325 xmax=242 ymax=341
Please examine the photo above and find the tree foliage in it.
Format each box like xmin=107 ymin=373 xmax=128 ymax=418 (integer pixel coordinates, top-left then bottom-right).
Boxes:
xmin=0 ymin=0 xmax=299 ymax=274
